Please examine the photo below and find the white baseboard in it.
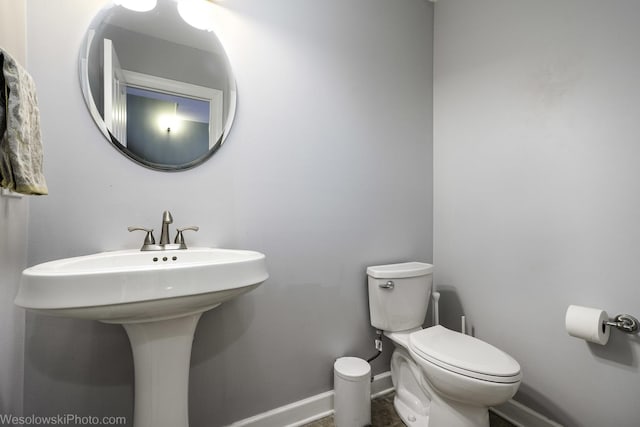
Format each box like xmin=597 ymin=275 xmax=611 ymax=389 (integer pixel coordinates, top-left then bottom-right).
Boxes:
xmin=491 ymin=399 xmax=563 ymax=427
xmin=228 ymin=371 xmax=560 ymax=427
xmin=227 ymin=372 xmax=393 ymax=427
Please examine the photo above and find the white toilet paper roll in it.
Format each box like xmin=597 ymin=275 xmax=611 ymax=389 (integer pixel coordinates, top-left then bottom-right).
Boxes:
xmin=565 ymin=305 xmax=610 ymax=345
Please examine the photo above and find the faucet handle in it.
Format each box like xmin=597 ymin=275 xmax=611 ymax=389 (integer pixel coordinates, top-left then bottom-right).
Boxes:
xmin=174 ymin=226 xmax=199 ymax=249
xmin=128 ymin=226 xmax=156 ymax=246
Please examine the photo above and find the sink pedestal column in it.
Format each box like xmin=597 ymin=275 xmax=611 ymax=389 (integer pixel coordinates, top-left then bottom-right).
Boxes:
xmin=123 ymin=313 xmax=202 ymax=427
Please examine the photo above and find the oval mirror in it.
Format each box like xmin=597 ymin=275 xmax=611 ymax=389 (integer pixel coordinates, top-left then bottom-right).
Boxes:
xmin=79 ymin=0 xmax=237 ymax=171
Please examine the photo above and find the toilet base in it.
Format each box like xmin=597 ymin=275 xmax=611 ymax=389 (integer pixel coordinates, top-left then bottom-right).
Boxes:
xmin=390 ymin=346 xmax=493 ymax=427
xmin=394 ymin=394 xmax=430 ymax=426
xmin=427 ymin=394 xmax=489 ymax=427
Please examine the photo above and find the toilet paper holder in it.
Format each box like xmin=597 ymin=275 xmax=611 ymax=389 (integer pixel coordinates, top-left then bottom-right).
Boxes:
xmin=605 ymin=314 xmax=639 ymax=334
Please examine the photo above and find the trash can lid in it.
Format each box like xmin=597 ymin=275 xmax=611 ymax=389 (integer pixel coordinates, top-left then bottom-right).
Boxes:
xmin=334 ymin=357 xmax=370 ymax=381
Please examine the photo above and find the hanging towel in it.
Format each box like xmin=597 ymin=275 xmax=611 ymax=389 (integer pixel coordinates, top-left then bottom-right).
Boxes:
xmin=0 ymin=49 xmax=48 ymax=195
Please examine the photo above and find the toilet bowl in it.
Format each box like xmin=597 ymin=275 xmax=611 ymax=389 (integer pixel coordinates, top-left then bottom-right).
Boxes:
xmin=367 ymin=262 xmax=522 ymax=427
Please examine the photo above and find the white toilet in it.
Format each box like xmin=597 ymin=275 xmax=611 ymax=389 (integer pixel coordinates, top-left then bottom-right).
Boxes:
xmin=367 ymin=262 xmax=522 ymax=427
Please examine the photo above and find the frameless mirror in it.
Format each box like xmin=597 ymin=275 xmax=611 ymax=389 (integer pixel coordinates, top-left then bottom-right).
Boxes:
xmin=79 ymin=0 xmax=237 ymax=171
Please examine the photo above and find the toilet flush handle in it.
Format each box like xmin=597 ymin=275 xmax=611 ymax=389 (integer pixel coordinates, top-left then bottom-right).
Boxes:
xmin=379 ymin=280 xmax=395 ymax=290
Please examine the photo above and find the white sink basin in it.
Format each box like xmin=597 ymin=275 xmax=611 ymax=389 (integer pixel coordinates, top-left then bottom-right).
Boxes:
xmin=15 ymin=246 xmax=268 ymax=427
xmin=15 ymin=247 xmax=268 ymax=323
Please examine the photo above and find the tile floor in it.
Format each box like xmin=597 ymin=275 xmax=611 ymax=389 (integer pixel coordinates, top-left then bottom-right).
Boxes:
xmin=303 ymin=392 xmax=515 ymax=427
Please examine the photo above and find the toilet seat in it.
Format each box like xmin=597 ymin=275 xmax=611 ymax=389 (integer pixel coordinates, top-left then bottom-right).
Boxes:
xmin=409 ymin=326 xmax=522 ymax=384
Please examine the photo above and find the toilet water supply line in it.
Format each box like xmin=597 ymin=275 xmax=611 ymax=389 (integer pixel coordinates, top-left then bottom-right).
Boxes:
xmin=365 ymin=291 xmax=444 ymax=382
xmin=365 ymin=330 xmax=383 ymax=383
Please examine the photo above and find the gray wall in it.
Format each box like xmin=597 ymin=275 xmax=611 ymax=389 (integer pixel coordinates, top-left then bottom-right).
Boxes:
xmin=0 ymin=0 xmax=27 ymax=417
xmin=0 ymin=199 xmax=27 ymax=418
xmin=434 ymin=1 xmax=640 ymax=426
xmin=24 ymin=0 xmax=433 ymax=425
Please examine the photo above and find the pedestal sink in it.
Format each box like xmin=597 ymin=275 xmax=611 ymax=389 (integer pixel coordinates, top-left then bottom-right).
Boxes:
xmin=15 ymin=247 xmax=268 ymax=427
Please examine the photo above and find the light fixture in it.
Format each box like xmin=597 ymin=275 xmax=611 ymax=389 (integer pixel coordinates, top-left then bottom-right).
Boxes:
xmin=158 ymin=114 xmax=181 ymax=134
xmin=177 ymin=0 xmax=216 ymax=32
xmin=114 ymin=0 xmax=157 ymax=12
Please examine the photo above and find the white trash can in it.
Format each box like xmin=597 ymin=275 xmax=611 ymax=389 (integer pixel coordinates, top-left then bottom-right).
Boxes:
xmin=333 ymin=357 xmax=371 ymax=427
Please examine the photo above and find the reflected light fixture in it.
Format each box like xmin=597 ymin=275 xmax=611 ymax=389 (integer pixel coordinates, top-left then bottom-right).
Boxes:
xmin=177 ymin=0 xmax=216 ymax=32
xmin=114 ymin=0 xmax=158 ymax=12
xmin=158 ymin=114 xmax=181 ymax=134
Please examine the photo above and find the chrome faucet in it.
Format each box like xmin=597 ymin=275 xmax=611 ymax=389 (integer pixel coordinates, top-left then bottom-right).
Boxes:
xmin=129 ymin=210 xmax=199 ymax=251
xmin=159 ymin=210 xmax=173 ymax=245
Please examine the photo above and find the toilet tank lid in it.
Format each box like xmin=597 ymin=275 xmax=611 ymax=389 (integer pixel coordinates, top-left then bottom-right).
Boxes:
xmin=367 ymin=262 xmax=433 ymax=279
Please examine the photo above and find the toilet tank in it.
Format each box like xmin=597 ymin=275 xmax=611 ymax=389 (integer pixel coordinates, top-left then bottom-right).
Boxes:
xmin=367 ymin=262 xmax=434 ymax=332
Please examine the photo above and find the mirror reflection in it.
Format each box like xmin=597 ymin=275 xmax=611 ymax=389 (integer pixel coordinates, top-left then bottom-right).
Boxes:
xmin=79 ymin=0 xmax=236 ymax=171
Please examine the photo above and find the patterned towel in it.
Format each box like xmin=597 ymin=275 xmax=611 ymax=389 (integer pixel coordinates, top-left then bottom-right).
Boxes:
xmin=0 ymin=49 xmax=48 ymax=195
